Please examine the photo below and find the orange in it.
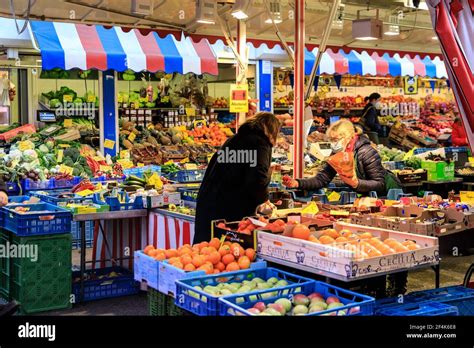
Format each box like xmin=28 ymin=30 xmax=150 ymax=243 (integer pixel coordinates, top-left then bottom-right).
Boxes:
xmin=358 ymin=232 xmax=373 ymax=239
xmin=215 ymin=262 xmax=226 ymax=272
xmin=223 ymin=241 xmax=232 ymax=247
xmin=184 ymin=263 xmax=196 ymax=272
xmin=335 ymin=237 xmax=348 ymax=243
xmin=180 ymin=254 xmax=193 ymax=266
xmin=308 ymin=235 xmax=320 ymax=243
xmin=178 ymin=247 xmax=193 ymax=256
xmin=226 ymin=262 xmax=240 ymax=272
xmin=192 ymin=255 xmax=205 ymax=268
xmin=222 ymin=253 xmax=235 ymax=265
xmin=168 ymin=257 xmax=179 ymax=264
xmin=144 ymin=245 xmax=155 ymax=255
xmin=199 ymin=241 xmax=209 ymax=250
xmin=245 ymin=248 xmax=256 ymax=261
xmin=339 ymin=229 xmax=353 ymax=238
xmin=230 ymin=243 xmax=245 ymax=258
xmin=209 ymin=238 xmax=221 ymax=250
xmin=200 ymin=247 xmax=211 ymax=255
xmin=213 ymin=269 xmax=221 ymax=274
xmin=154 ymin=252 xmax=166 ymax=261
xmin=207 ymin=251 xmax=221 ymax=265
xmin=392 ymin=244 xmax=409 ymax=253
xmin=164 ymin=249 xmax=178 ymax=259
xmin=321 ymin=228 xmax=339 ymax=239
xmin=182 ymin=243 xmax=192 ymax=249
xmin=292 ymin=224 xmax=311 ymax=240
xmin=319 ymin=235 xmax=335 ymax=244
xmin=192 ymin=245 xmax=200 ymax=253
xmin=376 ymin=244 xmax=395 ymax=255
xmin=218 ymin=245 xmax=231 ymax=257
xmin=238 ymin=256 xmax=250 ymax=270
xmin=402 ymin=240 xmax=415 ymax=246
xmin=407 ymin=244 xmax=420 ymax=250
xmin=148 ymin=249 xmax=159 ymax=258
xmin=171 ymin=261 xmax=184 ymax=269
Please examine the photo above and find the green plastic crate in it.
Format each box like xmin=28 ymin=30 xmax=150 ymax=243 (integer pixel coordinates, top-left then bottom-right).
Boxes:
xmin=0 ymin=232 xmax=10 ymax=300
xmin=421 ymin=160 xmax=455 ymax=181
xmin=0 ymin=230 xmax=72 ymax=314
xmin=148 ymin=288 xmax=168 ymax=316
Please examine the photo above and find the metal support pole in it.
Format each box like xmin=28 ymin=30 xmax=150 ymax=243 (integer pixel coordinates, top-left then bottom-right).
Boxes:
xmin=293 ymin=0 xmax=305 ymax=179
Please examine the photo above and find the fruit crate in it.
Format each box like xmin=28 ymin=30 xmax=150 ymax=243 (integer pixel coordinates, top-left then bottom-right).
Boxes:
xmin=54 ymin=176 xmax=82 ymax=189
xmin=148 ymin=287 xmax=168 ymax=316
xmin=72 ymin=266 xmax=139 ymax=302
xmin=6 ymin=181 xmax=21 ymax=196
xmin=168 ymin=169 xmax=206 ymax=183
xmin=158 ymin=259 xmax=267 ymax=298
xmin=6 ymin=195 xmax=36 ymax=205
xmin=123 ymin=165 xmax=161 ymax=178
xmin=134 ymin=251 xmax=160 ymax=290
xmin=21 ymin=178 xmax=54 ymax=191
xmin=1 ymin=203 xmax=73 ymax=237
xmin=407 ymin=286 xmax=474 ymax=316
xmin=376 ymin=301 xmax=458 ymax=316
xmin=175 ymin=267 xmax=315 ymax=316
xmin=397 ymin=169 xmax=428 ymax=184
xmin=256 ymin=222 xmax=439 ymax=280
xmin=104 ymin=195 xmax=144 ymax=211
xmin=0 ymin=230 xmax=72 ymax=314
xmin=29 ymin=189 xmax=90 ymax=206
xmin=71 ymin=220 xmax=94 ymax=249
xmin=177 ymin=187 xmax=199 ymax=203
xmin=219 ymin=280 xmax=375 ymax=316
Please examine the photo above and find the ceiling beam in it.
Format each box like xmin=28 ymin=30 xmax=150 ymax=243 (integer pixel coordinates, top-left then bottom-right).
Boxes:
xmin=133 ymin=0 xmax=167 ymax=25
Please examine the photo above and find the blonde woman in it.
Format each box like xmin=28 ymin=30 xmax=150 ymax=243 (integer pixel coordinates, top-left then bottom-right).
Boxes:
xmin=284 ymin=119 xmax=387 ymax=195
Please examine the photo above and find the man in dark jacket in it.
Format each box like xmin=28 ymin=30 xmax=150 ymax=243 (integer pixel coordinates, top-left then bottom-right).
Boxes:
xmin=284 ymin=119 xmax=386 ymax=196
xmin=360 ymin=93 xmax=382 ymax=134
xmin=194 ymin=112 xmax=280 ymax=244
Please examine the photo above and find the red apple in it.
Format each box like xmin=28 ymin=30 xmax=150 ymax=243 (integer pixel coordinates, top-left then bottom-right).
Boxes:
xmin=326 ymin=296 xmax=340 ymax=304
xmin=253 ymin=302 xmax=266 ymax=312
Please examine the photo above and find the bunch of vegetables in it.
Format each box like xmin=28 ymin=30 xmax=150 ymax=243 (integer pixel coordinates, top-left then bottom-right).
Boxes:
xmin=42 ymin=86 xmax=77 ymax=108
xmin=377 ymin=145 xmax=406 ymax=162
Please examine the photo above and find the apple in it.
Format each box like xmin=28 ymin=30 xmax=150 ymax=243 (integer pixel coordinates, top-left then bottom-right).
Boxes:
xmin=308 ymin=303 xmax=327 ymax=313
xmin=267 ymin=277 xmax=279 ymax=285
xmin=293 ymin=294 xmax=310 ymax=306
xmin=247 ymin=308 xmax=261 ymax=315
xmin=236 ymin=285 xmax=251 ymax=293
xmin=327 ymin=302 xmax=344 ymax=310
xmin=275 ymin=298 xmax=292 ymax=312
xmin=292 ymin=304 xmax=309 ymax=315
xmin=308 ymin=292 xmax=324 ymax=300
xmin=257 ymin=282 xmax=271 ymax=290
xmin=252 ymin=277 xmax=265 ymax=284
xmin=268 ymin=303 xmax=286 ymax=315
xmin=264 ymin=308 xmax=282 ymax=316
xmin=326 ymin=296 xmax=341 ymax=305
xmin=310 ymin=298 xmax=327 ymax=309
xmin=275 ymin=280 xmax=289 ymax=287
xmin=253 ymin=302 xmax=266 ymax=312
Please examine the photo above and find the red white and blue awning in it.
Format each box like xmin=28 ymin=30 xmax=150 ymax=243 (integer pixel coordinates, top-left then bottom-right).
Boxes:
xmin=212 ymin=40 xmax=447 ymax=78
xmin=30 ymin=21 xmax=218 ymax=75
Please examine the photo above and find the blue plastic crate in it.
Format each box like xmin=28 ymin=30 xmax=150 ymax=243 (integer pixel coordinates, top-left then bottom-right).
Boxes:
xmin=21 ymin=179 xmax=54 ymax=192
xmin=169 ymin=170 xmax=206 ymax=183
xmin=71 ymin=221 xmax=94 ymax=249
xmin=6 ymin=182 xmax=20 ymax=195
xmin=134 ymin=251 xmax=160 ymax=290
xmin=376 ymin=301 xmax=458 ymax=316
xmin=72 ymin=266 xmax=139 ymax=302
xmin=159 ymin=259 xmax=267 ymax=298
xmin=219 ymin=280 xmax=375 ymax=316
xmin=407 ymin=286 xmax=474 ymax=316
xmin=175 ymin=267 xmax=315 ymax=316
xmin=1 ymin=203 xmax=72 ymax=237
xmin=105 ymin=195 xmax=144 ymax=211
xmin=6 ymin=196 xmax=35 ymax=205
xmin=374 ymin=296 xmax=418 ymax=315
xmin=123 ymin=165 xmax=161 ymax=178
xmin=178 ymin=188 xmax=199 ymax=203
xmin=29 ymin=189 xmax=90 ymax=206
xmin=54 ymin=176 xmax=81 ymax=189
xmin=91 ymin=175 xmax=126 ymax=183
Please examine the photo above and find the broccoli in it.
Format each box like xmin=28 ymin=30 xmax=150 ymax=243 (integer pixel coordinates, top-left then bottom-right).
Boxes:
xmin=63 ymin=148 xmax=81 ymax=162
xmin=63 ymin=157 xmax=75 ymax=167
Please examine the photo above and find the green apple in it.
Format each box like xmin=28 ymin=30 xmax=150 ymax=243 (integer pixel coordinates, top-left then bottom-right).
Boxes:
xmin=292 ymin=305 xmax=308 ymax=315
xmin=275 ymin=279 xmax=289 ymax=287
xmin=263 ymin=308 xmax=282 ymax=316
xmin=309 ymin=303 xmax=327 ymax=313
xmin=257 ymin=282 xmax=271 ymax=290
xmin=236 ymin=285 xmax=251 ymax=293
xmin=252 ymin=277 xmax=265 ymax=284
xmin=267 ymin=277 xmax=279 ymax=285
xmin=220 ymin=289 xmax=233 ymax=296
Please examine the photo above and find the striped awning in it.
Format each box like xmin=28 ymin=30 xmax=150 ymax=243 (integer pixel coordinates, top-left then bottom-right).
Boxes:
xmin=30 ymin=21 xmax=218 ymax=75
xmin=213 ymin=39 xmax=447 ymax=78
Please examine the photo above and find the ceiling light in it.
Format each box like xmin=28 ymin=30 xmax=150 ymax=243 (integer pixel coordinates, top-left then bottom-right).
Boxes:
xmin=332 ymin=4 xmax=345 ymax=30
xmin=232 ymin=0 xmax=250 ymax=20
xmin=384 ymin=14 xmax=400 ymax=36
xmin=352 ymin=9 xmax=383 ymax=41
xmin=264 ymin=0 xmax=283 ymax=24
xmin=196 ymin=0 xmax=216 ymax=24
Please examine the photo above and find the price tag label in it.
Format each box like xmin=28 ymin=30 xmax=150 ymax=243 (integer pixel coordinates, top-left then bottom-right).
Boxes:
xmin=104 ymin=139 xmax=115 ymax=149
xmin=120 ymin=150 xmax=130 ymax=159
xmin=128 ymin=132 xmax=136 ymax=142
xmin=87 ymin=95 xmax=96 ymax=103
xmin=64 ymin=119 xmax=73 ymax=128
xmin=185 ymin=108 xmax=196 ymax=116
xmin=100 ymin=165 xmax=112 ymax=172
xmin=137 ymin=163 xmax=144 ymax=167
xmin=460 ymin=191 xmax=474 ymax=205
xmin=328 ymin=191 xmax=341 ymax=202
xmin=63 ymin=95 xmax=73 ymax=103
xmin=117 ymin=159 xmax=134 ymax=169
xmin=184 ymin=163 xmax=198 ymax=170
xmin=76 ymin=189 xmax=94 ymax=197
xmin=57 ymin=149 xmax=64 ymax=163
xmin=58 ymin=144 xmax=70 ymax=148
xmin=93 ymin=156 xmax=103 ymax=162
xmin=59 ymin=165 xmax=73 ymax=175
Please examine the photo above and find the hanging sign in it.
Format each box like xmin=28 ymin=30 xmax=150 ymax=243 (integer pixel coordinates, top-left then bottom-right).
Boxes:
xmin=404 ymin=76 xmax=418 ymax=95
xmin=229 ymin=84 xmax=248 ymax=113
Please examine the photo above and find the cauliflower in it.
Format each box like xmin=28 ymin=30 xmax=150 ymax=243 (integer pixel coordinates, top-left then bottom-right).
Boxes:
xmin=22 ymin=149 xmax=38 ymax=162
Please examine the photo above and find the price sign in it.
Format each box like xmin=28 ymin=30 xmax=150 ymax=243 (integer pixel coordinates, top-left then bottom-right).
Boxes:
xmin=120 ymin=150 xmax=130 ymax=159
xmin=104 ymin=139 xmax=115 ymax=149
xmin=63 ymin=95 xmax=73 ymax=103
xmin=184 ymin=163 xmax=198 ymax=170
xmin=128 ymin=132 xmax=136 ymax=142
xmin=137 ymin=163 xmax=144 ymax=167
xmin=100 ymin=165 xmax=112 ymax=172
xmin=59 ymin=165 xmax=73 ymax=175
xmin=229 ymin=84 xmax=248 ymax=113
xmin=185 ymin=108 xmax=196 ymax=116
xmin=57 ymin=150 xmax=64 ymax=163
xmin=328 ymin=191 xmax=341 ymax=202
xmin=64 ymin=119 xmax=73 ymax=128
xmin=460 ymin=191 xmax=474 ymax=205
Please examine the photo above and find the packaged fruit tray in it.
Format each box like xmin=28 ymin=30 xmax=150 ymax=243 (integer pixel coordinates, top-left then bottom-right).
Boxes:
xmin=219 ymin=280 xmax=375 ymax=316
xmin=256 ymin=222 xmax=439 ymax=280
xmin=158 ymin=259 xmax=267 ymax=298
xmin=174 ymin=267 xmax=314 ymax=316
xmin=1 ymin=203 xmax=73 ymax=237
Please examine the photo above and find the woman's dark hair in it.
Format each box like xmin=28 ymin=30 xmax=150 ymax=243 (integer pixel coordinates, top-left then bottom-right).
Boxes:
xmin=454 ymin=117 xmax=462 ymax=124
xmin=367 ymin=93 xmax=381 ymax=102
xmin=364 ymin=96 xmax=370 ymax=102
xmin=244 ymin=112 xmax=281 ymax=144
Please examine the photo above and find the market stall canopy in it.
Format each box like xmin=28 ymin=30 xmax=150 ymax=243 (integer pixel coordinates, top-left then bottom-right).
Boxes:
xmin=213 ymin=40 xmax=448 ymax=78
xmin=0 ymin=18 xmax=35 ymax=49
xmin=29 ymin=21 xmax=218 ymax=75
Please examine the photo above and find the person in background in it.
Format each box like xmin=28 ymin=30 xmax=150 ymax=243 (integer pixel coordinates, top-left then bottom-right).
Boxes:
xmin=451 ymin=117 xmax=468 ymax=147
xmin=0 ymin=181 xmax=7 ymax=206
xmin=360 ymin=93 xmax=382 ymax=134
xmin=283 ymin=119 xmax=387 ymax=196
xmin=194 ymin=112 xmax=281 ymax=244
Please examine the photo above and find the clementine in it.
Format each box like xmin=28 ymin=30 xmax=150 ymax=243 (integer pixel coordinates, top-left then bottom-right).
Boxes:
xmin=215 ymin=262 xmax=226 ymax=272
xmin=292 ymin=224 xmax=311 ymax=240
xmin=237 ymin=256 xmax=250 ymax=269
xmin=244 ymin=248 xmax=256 ymax=261
xmin=184 ymin=263 xmax=196 ymax=272
xmin=222 ymin=253 xmax=235 ymax=265
xmin=226 ymin=262 xmax=240 ymax=272
xmin=209 ymin=238 xmax=221 ymax=250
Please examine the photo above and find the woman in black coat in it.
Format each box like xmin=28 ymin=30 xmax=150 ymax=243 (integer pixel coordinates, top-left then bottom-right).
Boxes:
xmin=194 ymin=112 xmax=281 ymax=244
xmin=284 ymin=119 xmax=386 ymax=196
xmin=360 ymin=93 xmax=382 ymax=134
